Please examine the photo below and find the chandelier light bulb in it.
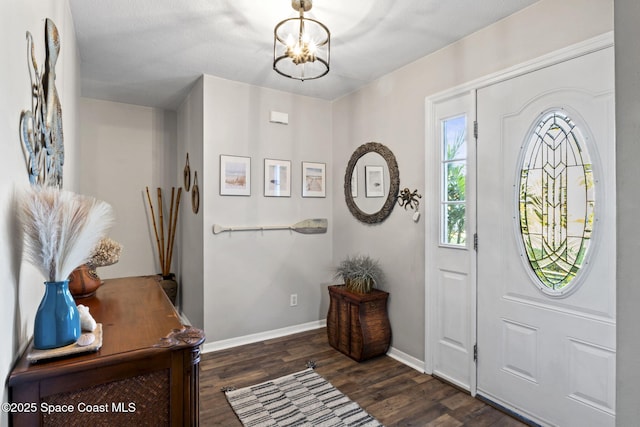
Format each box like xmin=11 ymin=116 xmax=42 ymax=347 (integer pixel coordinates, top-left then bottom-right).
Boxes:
xmin=286 ymin=34 xmax=295 ymax=48
xmin=308 ymin=40 xmax=317 ymax=55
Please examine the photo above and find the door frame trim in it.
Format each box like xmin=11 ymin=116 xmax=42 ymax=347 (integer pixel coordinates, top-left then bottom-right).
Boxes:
xmin=424 ymin=31 xmax=614 ymax=395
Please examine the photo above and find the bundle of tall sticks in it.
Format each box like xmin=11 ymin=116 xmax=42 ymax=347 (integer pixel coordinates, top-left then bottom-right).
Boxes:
xmin=145 ymin=187 xmax=182 ymax=277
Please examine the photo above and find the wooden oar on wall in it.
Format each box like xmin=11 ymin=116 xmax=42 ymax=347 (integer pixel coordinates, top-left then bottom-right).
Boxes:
xmin=212 ymin=218 xmax=328 ymax=235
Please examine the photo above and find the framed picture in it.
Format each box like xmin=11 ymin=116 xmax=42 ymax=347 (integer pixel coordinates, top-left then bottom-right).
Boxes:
xmin=264 ymin=158 xmax=291 ymax=197
xmin=220 ymin=155 xmax=251 ymax=196
xmin=365 ymin=165 xmax=385 ymax=197
xmin=351 ymin=166 xmax=358 ymax=198
xmin=302 ymin=162 xmax=326 ymax=198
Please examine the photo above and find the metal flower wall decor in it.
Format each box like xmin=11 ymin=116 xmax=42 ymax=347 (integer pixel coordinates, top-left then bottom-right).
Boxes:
xmin=20 ymin=18 xmax=65 ymax=187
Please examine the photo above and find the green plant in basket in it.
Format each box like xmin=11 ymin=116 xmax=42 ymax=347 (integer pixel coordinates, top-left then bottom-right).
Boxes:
xmin=334 ymin=254 xmax=384 ymax=293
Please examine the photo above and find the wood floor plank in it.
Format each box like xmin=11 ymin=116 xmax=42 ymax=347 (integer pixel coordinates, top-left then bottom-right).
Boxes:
xmin=199 ymin=328 xmax=527 ymax=426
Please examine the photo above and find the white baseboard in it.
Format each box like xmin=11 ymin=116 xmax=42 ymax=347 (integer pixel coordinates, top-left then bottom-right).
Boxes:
xmin=203 ymin=319 xmax=327 ymax=353
xmin=387 ymin=346 xmax=425 ymax=373
xmin=201 ymin=320 xmax=426 ymax=376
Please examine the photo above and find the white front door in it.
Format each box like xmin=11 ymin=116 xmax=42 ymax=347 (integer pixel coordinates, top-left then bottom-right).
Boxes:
xmin=476 ymin=46 xmax=615 ymax=426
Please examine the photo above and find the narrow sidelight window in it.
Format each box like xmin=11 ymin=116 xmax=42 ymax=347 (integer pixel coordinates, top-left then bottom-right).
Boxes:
xmin=441 ymin=115 xmax=467 ymax=246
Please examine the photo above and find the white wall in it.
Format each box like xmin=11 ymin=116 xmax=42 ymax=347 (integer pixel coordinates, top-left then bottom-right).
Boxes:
xmin=331 ymin=0 xmax=613 ymax=359
xmin=78 ymin=98 xmax=177 ymax=279
xmin=615 ymin=0 xmax=640 ymax=424
xmin=0 ymin=1 xmax=80 ymax=425
xmin=199 ymin=75 xmax=333 ymax=341
xmin=177 ymin=77 xmax=204 ymax=327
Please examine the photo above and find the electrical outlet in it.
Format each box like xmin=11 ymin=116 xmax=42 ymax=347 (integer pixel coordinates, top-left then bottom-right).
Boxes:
xmin=290 ymin=294 xmax=298 ymax=307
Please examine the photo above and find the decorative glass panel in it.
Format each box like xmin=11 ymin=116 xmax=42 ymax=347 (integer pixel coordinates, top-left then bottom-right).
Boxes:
xmin=518 ymin=111 xmax=595 ymax=293
xmin=441 ymin=115 xmax=467 ymax=246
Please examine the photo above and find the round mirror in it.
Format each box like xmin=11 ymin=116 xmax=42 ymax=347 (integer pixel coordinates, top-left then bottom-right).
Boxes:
xmin=344 ymin=142 xmax=400 ymax=224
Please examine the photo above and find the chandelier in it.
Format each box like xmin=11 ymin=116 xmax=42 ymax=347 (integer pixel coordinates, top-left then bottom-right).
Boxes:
xmin=273 ymin=0 xmax=330 ymax=81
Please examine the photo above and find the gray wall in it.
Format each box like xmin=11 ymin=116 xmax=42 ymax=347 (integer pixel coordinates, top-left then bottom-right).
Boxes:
xmin=615 ymin=0 xmax=640 ymax=424
xmin=0 ymin=1 xmax=81 ymax=424
xmin=331 ymin=0 xmax=613 ymax=360
xmin=177 ymin=77 xmax=205 ymax=328
xmin=77 ymin=98 xmax=177 ymax=280
xmin=198 ymin=75 xmax=333 ymax=342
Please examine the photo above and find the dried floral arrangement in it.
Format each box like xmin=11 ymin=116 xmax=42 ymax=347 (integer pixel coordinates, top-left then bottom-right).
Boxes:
xmin=19 ymin=186 xmax=114 ymax=282
xmin=334 ymin=254 xmax=385 ymax=294
xmin=89 ymin=237 xmax=122 ymax=267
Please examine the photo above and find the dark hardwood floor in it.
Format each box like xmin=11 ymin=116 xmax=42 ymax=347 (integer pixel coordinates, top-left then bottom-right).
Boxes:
xmin=199 ymin=328 xmax=526 ymax=426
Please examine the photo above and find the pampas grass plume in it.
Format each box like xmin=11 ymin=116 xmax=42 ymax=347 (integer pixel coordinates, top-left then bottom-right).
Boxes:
xmin=20 ymin=186 xmax=114 ymax=282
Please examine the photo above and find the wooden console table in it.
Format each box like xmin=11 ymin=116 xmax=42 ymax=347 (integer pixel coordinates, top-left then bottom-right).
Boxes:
xmin=8 ymin=276 xmax=205 ymax=426
xmin=327 ymin=285 xmax=391 ymax=362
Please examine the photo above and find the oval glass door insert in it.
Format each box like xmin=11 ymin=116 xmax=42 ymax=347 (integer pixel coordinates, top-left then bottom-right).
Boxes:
xmin=518 ymin=110 xmax=595 ymax=294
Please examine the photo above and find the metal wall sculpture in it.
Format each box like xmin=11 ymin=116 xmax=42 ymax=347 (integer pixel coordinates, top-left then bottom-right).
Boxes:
xmin=397 ymin=188 xmax=422 ymax=211
xmin=20 ymin=18 xmax=65 ymax=187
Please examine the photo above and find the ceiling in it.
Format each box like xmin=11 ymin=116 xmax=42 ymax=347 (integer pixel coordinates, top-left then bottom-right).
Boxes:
xmin=68 ymin=0 xmax=539 ymax=110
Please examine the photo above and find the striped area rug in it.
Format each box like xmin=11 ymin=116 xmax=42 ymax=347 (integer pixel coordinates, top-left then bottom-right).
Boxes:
xmin=224 ymin=368 xmax=382 ymax=427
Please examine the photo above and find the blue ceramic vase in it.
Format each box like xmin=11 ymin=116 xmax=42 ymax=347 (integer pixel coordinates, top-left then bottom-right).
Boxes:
xmin=33 ymin=280 xmax=81 ymax=349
